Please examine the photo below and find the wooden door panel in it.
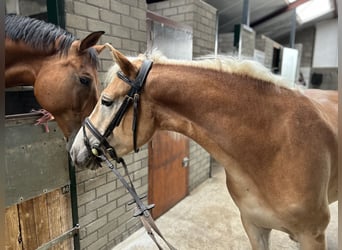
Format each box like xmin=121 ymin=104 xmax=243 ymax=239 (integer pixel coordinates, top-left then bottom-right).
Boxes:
xmin=33 ymin=195 xmax=50 ymax=247
xmin=18 ymin=199 xmax=39 ymax=249
xmin=5 ymin=189 xmax=72 ymax=250
xmin=148 ymin=131 xmax=189 ymax=219
xmin=5 ymin=205 xmax=22 ymax=250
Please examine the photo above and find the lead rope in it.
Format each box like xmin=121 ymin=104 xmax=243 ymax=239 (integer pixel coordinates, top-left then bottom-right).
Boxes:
xmin=97 ymin=153 xmax=177 ymax=250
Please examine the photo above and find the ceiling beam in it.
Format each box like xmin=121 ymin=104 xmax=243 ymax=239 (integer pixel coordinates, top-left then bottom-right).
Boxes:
xmin=251 ymin=0 xmax=310 ymax=27
xmin=218 ymin=2 xmax=241 ymax=14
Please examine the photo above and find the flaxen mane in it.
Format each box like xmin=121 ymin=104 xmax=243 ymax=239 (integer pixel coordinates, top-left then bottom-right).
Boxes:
xmin=5 ymin=14 xmax=99 ymax=67
xmin=105 ymin=51 xmax=291 ymax=89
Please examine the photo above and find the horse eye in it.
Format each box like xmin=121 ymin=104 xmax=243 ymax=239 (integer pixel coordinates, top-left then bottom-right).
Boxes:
xmin=101 ymin=97 xmax=113 ymax=106
xmin=79 ymin=76 xmax=91 ymax=86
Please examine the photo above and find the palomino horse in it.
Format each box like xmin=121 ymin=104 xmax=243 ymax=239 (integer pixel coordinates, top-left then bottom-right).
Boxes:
xmin=70 ymin=46 xmax=338 ymax=250
xmin=5 ymin=15 xmax=105 ymax=138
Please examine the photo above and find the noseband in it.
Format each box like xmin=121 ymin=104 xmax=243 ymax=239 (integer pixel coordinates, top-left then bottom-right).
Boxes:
xmin=83 ymin=59 xmax=153 ymax=163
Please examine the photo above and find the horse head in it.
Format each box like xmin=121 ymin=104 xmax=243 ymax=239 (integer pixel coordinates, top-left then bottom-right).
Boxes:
xmin=33 ymin=31 xmax=106 ymax=139
xmin=70 ymin=45 xmax=156 ymax=169
xmin=5 ymin=15 xmax=106 ymax=140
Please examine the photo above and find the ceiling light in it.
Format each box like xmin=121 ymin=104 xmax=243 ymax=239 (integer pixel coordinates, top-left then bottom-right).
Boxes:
xmin=296 ymin=0 xmax=334 ymax=24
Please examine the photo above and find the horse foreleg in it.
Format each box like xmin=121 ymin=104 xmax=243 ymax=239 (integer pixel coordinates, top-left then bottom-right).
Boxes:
xmin=241 ymin=216 xmax=271 ymax=250
xmin=297 ymin=203 xmax=330 ymax=250
xmin=298 ymin=232 xmax=327 ymax=250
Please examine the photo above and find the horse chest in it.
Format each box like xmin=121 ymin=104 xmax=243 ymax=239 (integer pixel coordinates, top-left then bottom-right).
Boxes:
xmin=223 ymin=166 xmax=283 ymax=228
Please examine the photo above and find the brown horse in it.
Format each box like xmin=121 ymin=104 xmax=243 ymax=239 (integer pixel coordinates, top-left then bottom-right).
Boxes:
xmin=69 ymin=46 xmax=338 ymax=250
xmin=5 ymin=15 xmax=105 ymax=138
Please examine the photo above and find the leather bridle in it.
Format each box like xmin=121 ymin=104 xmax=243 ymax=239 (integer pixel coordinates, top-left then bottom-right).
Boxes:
xmin=81 ymin=59 xmax=176 ymax=249
xmin=83 ymin=59 xmax=153 ymax=163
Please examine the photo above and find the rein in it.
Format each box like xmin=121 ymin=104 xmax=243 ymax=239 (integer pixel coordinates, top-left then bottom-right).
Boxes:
xmin=82 ymin=60 xmax=176 ymax=249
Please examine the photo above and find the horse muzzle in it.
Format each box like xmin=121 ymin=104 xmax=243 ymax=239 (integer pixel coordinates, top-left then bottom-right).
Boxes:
xmin=69 ymin=127 xmax=103 ymax=170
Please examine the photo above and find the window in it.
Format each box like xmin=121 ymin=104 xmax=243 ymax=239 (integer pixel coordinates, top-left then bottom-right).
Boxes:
xmin=286 ymin=0 xmax=335 ymax=24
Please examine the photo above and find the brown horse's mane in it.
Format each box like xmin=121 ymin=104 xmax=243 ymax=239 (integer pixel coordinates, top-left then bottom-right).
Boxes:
xmin=5 ymin=14 xmax=99 ymax=67
xmin=105 ymin=50 xmax=292 ymax=90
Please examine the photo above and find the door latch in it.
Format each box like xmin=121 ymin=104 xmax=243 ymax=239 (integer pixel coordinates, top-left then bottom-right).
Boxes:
xmin=182 ymin=157 xmax=190 ymax=168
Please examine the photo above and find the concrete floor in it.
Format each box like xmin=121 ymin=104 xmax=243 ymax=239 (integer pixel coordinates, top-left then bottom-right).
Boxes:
xmin=113 ymin=165 xmax=338 ymax=250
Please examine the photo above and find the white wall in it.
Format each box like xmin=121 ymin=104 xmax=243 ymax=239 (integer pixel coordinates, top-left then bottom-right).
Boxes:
xmin=313 ymin=19 xmax=338 ymax=68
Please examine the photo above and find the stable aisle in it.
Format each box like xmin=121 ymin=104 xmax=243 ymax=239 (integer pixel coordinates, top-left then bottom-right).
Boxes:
xmin=113 ymin=165 xmax=338 ymax=250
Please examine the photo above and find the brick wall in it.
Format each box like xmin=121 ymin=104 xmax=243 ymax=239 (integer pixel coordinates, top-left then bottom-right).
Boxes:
xmin=310 ymin=68 xmax=338 ymax=90
xmin=218 ymin=32 xmax=236 ymax=55
xmin=293 ymin=27 xmax=315 ymax=67
xmin=277 ymin=26 xmax=315 ymax=68
xmin=75 ymin=146 xmax=148 ymax=249
xmin=218 ymin=25 xmax=255 ymax=59
xmin=189 ymin=140 xmax=211 ymax=191
xmin=65 ymin=1 xmax=148 ymax=249
xmin=65 ymin=0 xmax=147 ymax=86
xmin=148 ymin=0 xmax=217 ymax=57
xmin=239 ymin=25 xmax=255 ymax=59
xmin=256 ymin=35 xmax=282 ymax=70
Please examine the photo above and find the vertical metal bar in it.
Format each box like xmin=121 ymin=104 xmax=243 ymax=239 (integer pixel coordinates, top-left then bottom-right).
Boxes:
xmin=46 ymin=0 xmax=65 ymax=28
xmin=242 ymin=0 xmax=250 ymax=26
xmin=290 ymin=9 xmax=296 ymax=48
xmin=68 ymin=157 xmax=80 ymax=250
xmin=0 ymin=3 xmax=5 ymax=249
xmin=16 ymin=0 xmax=20 ymax=14
xmin=238 ymin=25 xmax=242 ymax=59
xmin=214 ymin=11 xmax=219 ymax=57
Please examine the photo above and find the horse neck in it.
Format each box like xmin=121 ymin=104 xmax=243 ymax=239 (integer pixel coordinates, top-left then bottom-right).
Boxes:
xmin=5 ymin=39 xmax=53 ymax=87
xmin=147 ymin=63 xmax=294 ymax=164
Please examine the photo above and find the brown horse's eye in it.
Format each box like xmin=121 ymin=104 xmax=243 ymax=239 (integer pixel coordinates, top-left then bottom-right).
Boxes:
xmin=79 ymin=76 xmax=91 ymax=86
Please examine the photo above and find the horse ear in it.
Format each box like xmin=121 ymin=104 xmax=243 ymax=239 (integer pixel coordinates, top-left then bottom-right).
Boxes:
xmin=105 ymin=43 xmax=138 ymax=78
xmin=93 ymin=44 xmax=106 ymax=54
xmin=79 ymin=31 xmax=105 ymax=52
